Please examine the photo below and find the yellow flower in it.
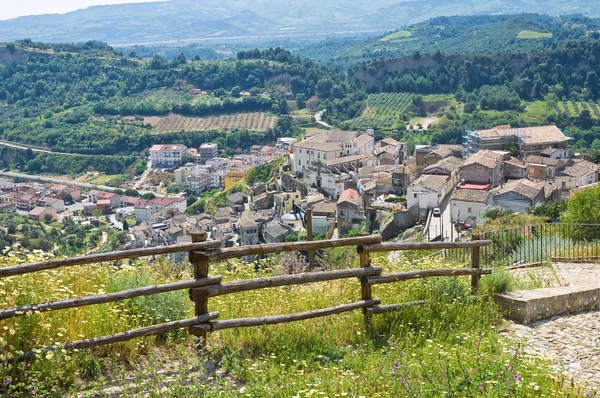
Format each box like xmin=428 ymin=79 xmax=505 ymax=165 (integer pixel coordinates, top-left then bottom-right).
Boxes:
xmin=45 ymin=351 xmax=54 ymax=360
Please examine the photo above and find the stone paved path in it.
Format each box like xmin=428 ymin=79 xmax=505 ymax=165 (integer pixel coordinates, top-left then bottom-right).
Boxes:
xmin=503 ymin=262 xmax=600 ymax=387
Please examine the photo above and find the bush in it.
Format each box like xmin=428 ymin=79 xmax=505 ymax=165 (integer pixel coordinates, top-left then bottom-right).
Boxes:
xmin=481 ymin=270 xmax=514 ymax=294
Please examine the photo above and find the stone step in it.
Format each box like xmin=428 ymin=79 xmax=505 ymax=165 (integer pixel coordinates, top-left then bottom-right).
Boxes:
xmin=494 ymin=285 xmax=600 ymax=324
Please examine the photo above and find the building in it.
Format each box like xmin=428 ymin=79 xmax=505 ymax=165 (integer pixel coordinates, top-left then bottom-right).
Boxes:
xmin=459 ymin=150 xmax=506 ymax=187
xmin=134 ymin=197 xmax=187 ymax=222
xmin=555 ymin=159 xmax=598 ymax=193
xmin=97 ymin=200 xmax=113 ymax=214
xmin=450 ymin=189 xmax=493 ymax=225
xmin=36 ymin=196 xmax=65 ymax=213
xmin=47 ymin=184 xmax=81 ymax=202
xmin=225 ymin=166 xmax=252 ymax=190
xmin=375 ymin=138 xmax=409 ymax=166
xmin=336 ymin=188 xmax=363 ymax=235
xmin=0 ymin=202 xmax=16 ymax=213
xmin=28 ymin=207 xmax=57 ymax=222
xmin=149 ymin=144 xmax=187 ymax=169
xmin=198 ymin=143 xmax=218 ymax=164
xmin=262 ymin=220 xmax=291 ymax=243
xmin=503 ymin=157 xmax=528 ymax=180
xmin=10 ymin=193 xmax=37 ymax=210
xmin=491 ymin=179 xmax=560 ymax=213
xmin=415 ymin=145 xmax=464 ymax=167
xmin=407 ymin=174 xmax=451 ymax=212
xmin=464 ymin=125 xmax=572 ymax=157
xmin=239 ymin=210 xmax=259 ymax=246
xmin=88 ymin=190 xmax=121 ymax=208
xmin=292 ymin=130 xmax=374 ymax=174
xmin=311 ymin=201 xmax=337 ymax=234
xmin=174 ymin=163 xmax=211 ymax=193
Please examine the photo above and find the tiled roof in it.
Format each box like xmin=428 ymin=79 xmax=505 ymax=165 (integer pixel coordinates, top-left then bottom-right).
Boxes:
xmin=558 ymin=160 xmax=598 ymax=178
xmin=424 ymin=156 xmax=464 ymax=175
xmin=239 ymin=210 xmax=258 ymax=228
xmin=524 ymin=155 xmax=563 ymax=167
xmin=294 ymin=130 xmax=364 ymax=152
xmin=411 ymin=174 xmax=449 ymax=191
xmin=451 ymin=189 xmax=491 ymax=203
xmin=475 ymin=125 xmax=568 ymax=145
xmin=323 ymin=154 xmax=365 ymax=167
xmin=337 ymin=188 xmax=360 ymax=206
xmin=462 ymin=150 xmax=504 ymax=170
xmin=150 ymin=144 xmax=186 ymax=151
xmin=491 ymin=179 xmax=543 ymax=200
xmin=153 ymin=197 xmax=185 ymax=207
xmin=312 ymin=201 xmax=337 ymax=215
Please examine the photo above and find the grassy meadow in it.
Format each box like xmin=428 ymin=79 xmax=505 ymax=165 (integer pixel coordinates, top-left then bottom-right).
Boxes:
xmin=0 ymin=246 xmax=595 ymax=396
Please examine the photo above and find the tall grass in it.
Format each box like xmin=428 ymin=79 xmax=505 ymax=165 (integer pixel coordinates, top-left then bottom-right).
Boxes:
xmin=0 ymin=247 xmax=595 ymax=396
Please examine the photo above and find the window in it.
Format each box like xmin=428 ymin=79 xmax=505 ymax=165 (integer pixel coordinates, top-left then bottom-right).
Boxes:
xmin=413 ymin=193 xmax=417 ymax=198
xmin=562 ymin=181 xmax=566 ymax=188
xmin=468 ymin=207 xmax=472 ymax=213
xmin=318 ymin=152 xmax=320 ymax=159
xmin=324 ymin=153 xmax=326 ymax=159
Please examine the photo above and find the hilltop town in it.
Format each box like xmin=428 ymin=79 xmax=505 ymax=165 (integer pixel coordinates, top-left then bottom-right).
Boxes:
xmin=1 ymin=123 xmax=595 ymax=258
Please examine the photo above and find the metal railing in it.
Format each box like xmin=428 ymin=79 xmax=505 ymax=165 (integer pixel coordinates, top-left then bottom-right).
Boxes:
xmin=0 ymin=234 xmax=491 ymax=361
xmin=479 ymin=224 xmax=600 ymax=266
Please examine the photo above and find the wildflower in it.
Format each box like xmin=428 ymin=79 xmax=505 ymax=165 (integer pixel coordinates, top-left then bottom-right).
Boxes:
xmin=3 ymin=379 xmax=9 ymax=385
xmin=45 ymin=351 xmax=54 ymax=360
xmin=513 ymin=374 xmax=520 ymax=383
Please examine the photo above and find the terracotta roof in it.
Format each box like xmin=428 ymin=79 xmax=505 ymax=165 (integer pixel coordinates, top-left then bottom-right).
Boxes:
xmin=294 ymin=130 xmax=363 ymax=152
xmin=541 ymin=147 xmax=560 ymax=156
xmin=491 ymin=179 xmax=543 ymax=200
xmin=462 ymin=150 xmax=504 ymax=170
xmin=153 ymin=197 xmax=185 ymax=207
xmin=411 ymin=174 xmax=449 ymax=191
xmin=312 ymin=201 xmax=337 ymax=215
xmin=379 ymin=137 xmax=402 ymax=147
xmin=424 ymin=145 xmax=463 ymax=159
xmin=29 ymin=207 xmax=51 ymax=216
xmin=239 ymin=210 xmax=258 ymax=228
xmin=423 ymin=156 xmax=464 ymax=175
xmin=474 ymin=125 xmax=568 ymax=145
xmin=558 ymin=160 xmax=598 ymax=178
xmin=451 ymin=189 xmax=491 ymax=203
xmin=337 ymin=189 xmax=360 ymax=206
xmin=323 ymin=154 xmax=365 ymax=167
xmin=524 ymin=155 xmax=563 ymax=167
xmin=150 ymin=144 xmax=186 ymax=151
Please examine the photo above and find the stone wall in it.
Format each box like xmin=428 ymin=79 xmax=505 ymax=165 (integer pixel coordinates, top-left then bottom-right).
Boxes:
xmin=281 ymin=173 xmax=309 ymax=196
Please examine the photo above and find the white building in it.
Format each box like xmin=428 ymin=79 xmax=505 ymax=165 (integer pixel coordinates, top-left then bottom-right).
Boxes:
xmin=135 ymin=197 xmax=188 ymax=222
xmin=407 ymin=174 xmax=451 ymax=211
xmin=450 ymin=189 xmax=493 ymax=225
xmin=149 ymin=144 xmax=187 ymax=169
xmin=555 ymin=159 xmax=598 ymax=193
xmin=291 ymin=130 xmax=374 ymax=174
xmin=174 ymin=163 xmax=212 ymax=193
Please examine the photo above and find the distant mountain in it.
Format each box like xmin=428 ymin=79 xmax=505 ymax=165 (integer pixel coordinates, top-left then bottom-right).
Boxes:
xmin=1 ymin=0 xmax=600 ymax=45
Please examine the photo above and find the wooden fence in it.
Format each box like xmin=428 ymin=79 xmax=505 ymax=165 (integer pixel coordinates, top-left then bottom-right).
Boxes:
xmin=0 ymin=234 xmax=491 ymax=361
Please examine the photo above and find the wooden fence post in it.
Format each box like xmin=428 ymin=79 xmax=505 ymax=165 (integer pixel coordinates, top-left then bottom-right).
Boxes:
xmin=360 ymin=251 xmax=373 ymax=332
xmin=306 ymin=208 xmax=314 ymax=270
xmin=189 ymin=231 xmax=209 ymax=347
xmin=471 ymin=233 xmax=481 ymax=294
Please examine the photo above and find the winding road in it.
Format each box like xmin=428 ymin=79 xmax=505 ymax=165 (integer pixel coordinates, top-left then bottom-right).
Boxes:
xmin=0 ymin=140 xmax=122 ymax=157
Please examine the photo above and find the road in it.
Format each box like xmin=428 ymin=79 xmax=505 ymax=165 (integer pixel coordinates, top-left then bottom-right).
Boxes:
xmin=0 ymin=140 xmax=122 ymax=157
xmin=427 ymin=190 xmax=454 ymax=242
xmin=0 ymin=170 xmax=165 ymax=197
xmin=315 ymin=111 xmax=332 ymax=129
xmin=134 ymin=161 xmax=152 ymax=190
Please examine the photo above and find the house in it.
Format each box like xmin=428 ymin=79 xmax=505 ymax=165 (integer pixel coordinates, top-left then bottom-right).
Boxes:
xmin=555 ymin=159 xmax=598 ymax=193
xmin=249 ymin=145 xmax=263 ymax=156
xmin=259 ymin=146 xmax=278 ymax=157
xmin=226 ymin=192 xmax=248 ymax=213
xmin=28 ymin=207 xmax=57 ymax=222
xmin=36 ymin=196 xmax=65 ymax=213
xmin=47 ymin=184 xmax=81 ymax=202
xmin=311 ymin=201 xmax=337 ymax=234
xmin=84 ymin=203 xmax=98 ymax=216
xmin=134 ymin=197 xmax=187 ymax=222
xmin=423 ymin=156 xmax=464 ymax=187
xmin=253 ymin=192 xmax=273 ymax=211
xmin=336 ymin=188 xmax=363 ymax=235
xmin=88 ymin=190 xmax=121 ymax=208
xmin=152 ymin=197 xmax=187 ymax=214
xmin=407 ymin=174 xmax=451 ymax=212
xmin=415 ymin=145 xmax=464 ymax=167
xmin=491 ymin=179 xmax=559 ymax=213
xmin=0 ymin=202 xmax=16 ymax=213
xmin=262 ymin=220 xmax=291 ymax=243
xmin=464 ymin=125 xmax=572 ymax=157
xmin=524 ymin=155 xmax=566 ymax=181
xmin=450 ymin=189 xmax=493 ymax=225
xmin=97 ymin=200 xmax=113 ymax=215
xmin=225 ymin=166 xmax=252 ymax=190
xmin=375 ymin=138 xmax=409 ymax=166
xmin=12 ymin=193 xmax=37 ymax=210
xmin=239 ymin=210 xmax=259 ymax=246
xmin=459 ymin=150 xmax=506 ymax=187
xmin=503 ymin=157 xmax=528 ymax=180
xmin=149 ymin=144 xmax=187 ymax=169
xmin=292 ymin=130 xmax=374 ymax=174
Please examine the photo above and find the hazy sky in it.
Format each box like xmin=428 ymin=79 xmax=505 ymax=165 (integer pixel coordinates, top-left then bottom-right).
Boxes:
xmin=0 ymin=0 xmax=166 ymax=21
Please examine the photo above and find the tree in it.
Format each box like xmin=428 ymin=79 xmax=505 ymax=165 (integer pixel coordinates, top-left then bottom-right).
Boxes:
xmin=142 ymin=192 xmax=156 ymax=200
xmin=296 ymin=93 xmax=306 ymax=109
xmin=124 ymin=189 xmax=140 ymax=197
xmin=230 ymin=86 xmax=242 ymax=97
xmin=6 ymin=43 xmax=15 ymax=53
xmin=44 ymin=213 xmax=53 ymax=223
xmin=64 ymin=193 xmax=74 ymax=204
xmin=122 ymin=220 xmax=129 ymax=231
xmin=249 ymin=87 xmax=261 ymax=97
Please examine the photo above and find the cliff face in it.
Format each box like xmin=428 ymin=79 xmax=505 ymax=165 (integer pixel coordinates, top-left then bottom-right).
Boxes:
xmin=0 ymin=47 xmax=30 ymax=65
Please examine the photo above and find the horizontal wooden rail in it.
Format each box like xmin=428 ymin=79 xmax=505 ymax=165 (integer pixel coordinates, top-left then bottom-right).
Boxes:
xmin=0 ymin=240 xmax=223 ymax=278
xmin=0 ymin=276 xmax=223 ymax=321
xmin=189 ymin=299 xmax=380 ymax=333
xmin=193 ymin=235 xmax=382 ymax=262
xmin=367 ymin=268 xmax=492 ymax=285
xmin=13 ymin=312 xmax=220 ymax=362
xmin=366 ymin=301 xmax=427 ymax=314
xmin=357 ymin=240 xmax=491 ymax=254
xmin=191 ymin=267 xmax=382 ymax=300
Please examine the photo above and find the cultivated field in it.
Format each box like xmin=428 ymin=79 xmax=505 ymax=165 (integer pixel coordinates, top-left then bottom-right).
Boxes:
xmin=380 ymin=30 xmax=412 ymax=41
xmin=152 ymin=112 xmax=278 ymax=134
xmin=347 ymin=92 xmax=414 ymax=130
xmin=552 ymin=100 xmax=600 ymax=118
xmin=517 ymin=30 xmax=553 ymax=39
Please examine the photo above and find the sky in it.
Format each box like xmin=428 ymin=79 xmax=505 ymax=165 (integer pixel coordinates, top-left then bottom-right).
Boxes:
xmin=0 ymin=0 xmax=166 ymax=21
